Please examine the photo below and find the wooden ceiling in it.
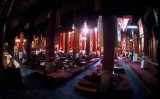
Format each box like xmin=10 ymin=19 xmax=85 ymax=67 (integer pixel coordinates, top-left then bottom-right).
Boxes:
xmin=6 ymin=0 xmax=157 ymax=31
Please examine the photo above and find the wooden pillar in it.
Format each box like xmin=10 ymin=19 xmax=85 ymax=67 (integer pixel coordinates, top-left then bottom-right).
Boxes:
xmin=65 ymin=32 xmax=69 ymax=54
xmin=86 ymin=30 xmax=90 ymax=56
xmin=45 ymin=9 xmax=57 ymax=73
xmin=99 ymin=15 xmax=117 ymax=92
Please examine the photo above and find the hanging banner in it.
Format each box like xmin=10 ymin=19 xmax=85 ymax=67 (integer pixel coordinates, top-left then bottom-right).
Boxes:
xmin=73 ymin=28 xmax=80 ymax=53
xmin=98 ymin=16 xmax=103 ymax=47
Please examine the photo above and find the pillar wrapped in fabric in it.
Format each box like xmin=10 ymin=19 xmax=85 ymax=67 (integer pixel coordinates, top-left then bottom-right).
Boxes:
xmin=65 ymin=32 xmax=69 ymax=54
xmin=36 ymin=37 xmax=40 ymax=53
xmin=81 ymin=31 xmax=86 ymax=51
xmin=19 ymin=32 xmax=24 ymax=60
xmin=73 ymin=28 xmax=80 ymax=54
xmin=95 ymin=28 xmax=98 ymax=51
xmin=62 ymin=33 xmax=66 ymax=51
xmin=19 ymin=32 xmax=24 ymax=52
xmin=69 ymin=32 xmax=74 ymax=51
xmin=43 ymin=37 xmax=46 ymax=50
xmin=93 ymin=29 xmax=96 ymax=52
xmin=60 ymin=33 xmax=63 ymax=51
xmin=15 ymin=36 xmax=19 ymax=46
xmin=90 ymin=29 xmax=93 ymax=52
xmin=86 ymin=29 xmax=90 ymax=55
xmin=98 ymin=16 xmax=103 ymax=49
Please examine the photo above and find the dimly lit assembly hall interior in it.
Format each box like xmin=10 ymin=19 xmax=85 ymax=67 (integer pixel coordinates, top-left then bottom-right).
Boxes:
xmin=0 ymin=0 xmax=159 ymax=99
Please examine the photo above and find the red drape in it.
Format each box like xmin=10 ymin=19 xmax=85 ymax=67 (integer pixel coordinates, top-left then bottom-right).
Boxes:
xmin=81 ymin=32 xmax=86 ymax=50
xmin=19 ymin=32 xmax=24 ymax=52
xmin=60 ymin=33 xmax=63 ymax=50
xmin=62 ymin=33 xmax=65 ymax=51
xmin=36 ymin=37 xmax=40 ymax=51
xmin=69 ymin=32 xmax=74 ymax=50
xmin=93 ymin=30 xmax=96 ymax=52
xmin=73 ymin=29 xmax=80 ymax=53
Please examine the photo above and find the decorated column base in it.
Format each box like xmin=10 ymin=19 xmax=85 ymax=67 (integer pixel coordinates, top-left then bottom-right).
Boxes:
xmin=75 ymin=53 xmax=79 ymax=59
xmin=141 ymin=55 xmax=149 ymax=69
xmin=99 ymin=70 xmax=112 ymax=92
xmin=19 ymin=52 xmax=23 ymax=60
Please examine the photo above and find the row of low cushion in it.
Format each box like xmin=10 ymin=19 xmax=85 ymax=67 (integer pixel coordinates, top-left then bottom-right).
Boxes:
xmin=76 ymin=65 xmax=102 ymax=92
xmin=47 ymin=58 xmax=101 ymax=84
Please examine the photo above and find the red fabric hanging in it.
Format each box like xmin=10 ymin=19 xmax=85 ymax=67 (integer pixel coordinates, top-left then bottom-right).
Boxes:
xmin=93 ymin=30 xmax=96 ymax=52
xmin=73 ymin=29 xmax=80 ymax=53
xmin=69 ymin=32 xmax=74 ymax=50
xmin=81 ymin=32 xmax=86 ymax=50
xmin=62 ymin=33 xmax=65 ymax=51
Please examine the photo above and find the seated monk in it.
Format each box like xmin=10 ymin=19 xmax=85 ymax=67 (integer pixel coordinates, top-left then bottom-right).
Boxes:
xmin=55 ymin=59 xmax=64 ymax=71
xmin=75 ymin=57 xmax=83 ymax=66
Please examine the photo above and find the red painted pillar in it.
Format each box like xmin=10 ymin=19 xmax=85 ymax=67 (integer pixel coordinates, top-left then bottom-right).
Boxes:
xmin=60 ymin=33 xmax=63 ymax=51
xmin=43 ymin=37 xmax=46 ymax=50
xmin=73 ymin=28 xmax=80 ymax=59
xmin=99 ymin=15 xmax=117 ymax=92
xmin=36 ymin=37 xmax=40 ymax=52
xmin=65 ymin=32 xmax=69 ymax=54
xmin=86 ymin=30 xmax=90 ymax=56
xmin=93 ymin=29 xmax=96 ymax=52
xmin=95 ymin=29 xmax=98 ymax=51
xmin=19 ymin=32 xmax=24 ymax=52
xmin=19 ymin=32 xmax=24 ymax=60
xmin=81 ymin=32 xmax=86 ymax=51
xmin=69 ymin=32 xmax=74 ymax=51
xmin=62 ymin=33 xmax=65 ymax=51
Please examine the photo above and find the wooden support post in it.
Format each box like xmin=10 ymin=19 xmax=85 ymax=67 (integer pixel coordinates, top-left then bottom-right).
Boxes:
xmin=99 ymin=15 xmax=117 ymax=92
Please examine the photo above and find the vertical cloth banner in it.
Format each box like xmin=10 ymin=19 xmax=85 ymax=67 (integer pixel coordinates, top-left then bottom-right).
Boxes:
xmin=98 ymin=16 xmax=103 ymax=47
xmin=73 ymin=28 xmax=80 ymax=53
xmin=19 ymin=32 xmax=24 ymax=52
xmin=69 ymin=32 xmax=74 ymax=50
xmin=81 ymin=31 xmax=86 ymax=50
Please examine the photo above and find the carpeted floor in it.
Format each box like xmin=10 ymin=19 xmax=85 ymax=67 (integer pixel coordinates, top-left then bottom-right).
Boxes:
xmin=120 ymin=58 xmax=156 ymax=99
xmin=0 ymin=59 xmax=158 ymax=99
xmin=0 ymin=60 xmax=101 ymax=99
